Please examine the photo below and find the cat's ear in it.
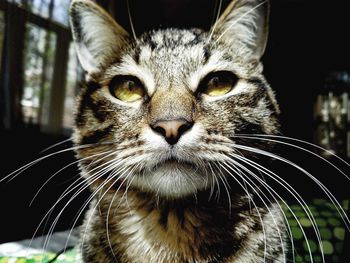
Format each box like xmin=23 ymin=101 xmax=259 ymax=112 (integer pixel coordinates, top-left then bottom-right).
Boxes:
xmin=212 ymin=0 xmax=269 ymax=59
xmin=69 ymin=0 xmax=129 ymax=74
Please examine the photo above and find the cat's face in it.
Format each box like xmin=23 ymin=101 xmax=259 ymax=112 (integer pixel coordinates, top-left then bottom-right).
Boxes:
xmin=70 ymin=0 xmax=279 ymax=198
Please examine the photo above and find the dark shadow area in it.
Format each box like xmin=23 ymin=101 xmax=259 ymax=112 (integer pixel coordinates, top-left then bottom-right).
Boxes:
xmin=0 ymin=129 xmax=89 ymax=243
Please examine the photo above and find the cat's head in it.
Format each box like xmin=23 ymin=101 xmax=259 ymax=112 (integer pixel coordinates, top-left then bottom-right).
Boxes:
xmin=69 ymin=0 xmax=280 ymax=199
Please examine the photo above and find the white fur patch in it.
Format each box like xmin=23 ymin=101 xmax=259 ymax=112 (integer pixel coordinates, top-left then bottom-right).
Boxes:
xmin=129 ymin=124 xmax=211 ymax=198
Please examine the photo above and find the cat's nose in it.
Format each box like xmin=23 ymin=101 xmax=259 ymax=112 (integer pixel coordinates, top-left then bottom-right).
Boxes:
xmin=151 ymin=119 xmax=194 ymax=145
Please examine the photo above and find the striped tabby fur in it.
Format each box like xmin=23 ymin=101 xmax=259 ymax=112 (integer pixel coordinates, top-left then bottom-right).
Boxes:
xmin=69 ymin=0 xmax=287 ymax=262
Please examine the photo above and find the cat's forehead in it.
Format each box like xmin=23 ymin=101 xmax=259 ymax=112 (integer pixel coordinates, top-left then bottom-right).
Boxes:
xmin=140 ymin=28 xmax=205 ymax=49
xmin=136 ymin=29 xmax=208 ymax=76
xmin=104 ymin=28 xmax=252 ymax=93
xmin=103 ymin=29 xmax=206 ymax=91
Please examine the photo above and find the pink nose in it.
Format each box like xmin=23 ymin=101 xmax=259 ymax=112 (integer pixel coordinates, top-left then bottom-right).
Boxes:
xmin=151 ymin=119 xmax=193 ymax=145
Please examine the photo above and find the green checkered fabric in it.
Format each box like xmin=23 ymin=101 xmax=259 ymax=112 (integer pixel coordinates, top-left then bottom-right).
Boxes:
xmin=284 ymin=199 xmax=348 ymax=263
xmin=0 ymin=248 xmax=77 ymax=263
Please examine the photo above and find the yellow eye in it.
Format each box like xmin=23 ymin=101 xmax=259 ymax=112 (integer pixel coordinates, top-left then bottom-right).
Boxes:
xmin=201 ymin=71 xmax=238 ymax=97
xmin=109 ymin=77 xmax=145 ymax=102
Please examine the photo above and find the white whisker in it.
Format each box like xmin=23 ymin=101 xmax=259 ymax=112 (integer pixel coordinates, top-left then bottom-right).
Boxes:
xmin=231 ymin=164 xmax=292 ymax=263
xmin=39 ymin=138 xmax=73 ymax=154
xmin=80 ymin=162 xmax=135 ymax=253
xmin=207 ymin=0 xmax=223 ymax=43
xmin=225 ymin=156 xmax=306 ymax=263
xmin=29 ymin=150 xmax=113 ymax=206
xmin=238 ymin=133 xmax=350 ymax=167
xmin=217 ymin=162 xmax=269 ymax=262
xmin=1 ymin=141 xmax=119 ymax=184
xmin=207 ymin=162 xmax=216 ymax=201
xmin=34 ymin=153 xmax=129 ymax=258
xmin=43 ymin=156 xmax=133 ymax=258
xmin=227 ymin=152 xmax=325 ymax=263
xmin=230 ymin=142 xmax=350 ymax=231
xmin=26 ymin=150 xmax=119 ymax=257
xmin=234 ymin=134 xmax=350 ymax=180
xmin=127 ymin=0 xmax=137 ymax=41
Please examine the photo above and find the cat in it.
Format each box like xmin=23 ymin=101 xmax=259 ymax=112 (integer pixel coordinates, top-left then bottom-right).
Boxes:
xmin=69 ymin=0 xmax=288 ymax=262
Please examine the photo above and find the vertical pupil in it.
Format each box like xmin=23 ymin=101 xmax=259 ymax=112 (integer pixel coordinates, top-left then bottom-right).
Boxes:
xmin=212 ymin=77 xmax=219 ymax=87
xmin=127 ymin=81 xmax=134 ymax=91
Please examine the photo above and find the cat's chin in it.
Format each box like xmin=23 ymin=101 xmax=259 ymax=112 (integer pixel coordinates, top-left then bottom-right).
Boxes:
xmin=130 ymin=160 xmax=209 ymax=199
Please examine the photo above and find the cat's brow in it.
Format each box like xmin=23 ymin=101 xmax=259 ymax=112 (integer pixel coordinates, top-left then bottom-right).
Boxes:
xmin=107 ymin=55 xmax=156 ymax=95
xmin=187 ymin=51 xmax=241 ymax=92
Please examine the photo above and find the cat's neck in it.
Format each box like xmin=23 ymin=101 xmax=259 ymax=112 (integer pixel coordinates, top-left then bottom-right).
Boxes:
xmin=90 ymin=185 xmax=260 ymax=262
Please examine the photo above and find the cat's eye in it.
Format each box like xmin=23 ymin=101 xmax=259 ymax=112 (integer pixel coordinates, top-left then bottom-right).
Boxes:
xmin=200 ymin=71 xmax=238 ymax=97
xmin=109 ymin=76 xmax=145 ymax=102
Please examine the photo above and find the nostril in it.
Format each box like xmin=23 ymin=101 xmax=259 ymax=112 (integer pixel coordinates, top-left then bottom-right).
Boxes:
xmin=153 ymin=126 xmax=166 ymax=138
xmin=178 ymin=122 xmax=193 ymax=137
xmin=150 ymin=119 xmax=194 ymax=145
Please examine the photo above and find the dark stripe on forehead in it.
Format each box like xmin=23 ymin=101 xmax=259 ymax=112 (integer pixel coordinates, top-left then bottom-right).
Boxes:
xmin=141 ymin=29 xmax=205 ymax=51
xmin=81 ymin=124 xmax=113 ymax=145
xmin=183 ymin=30 xmax=202 ymax=47
xmin=203 ymin=45 xmax=211 ymax=65
xmin=139 ymin=32 xmax=157 ymax=50
xmin=133 ymin=46 xmax=141 ymax=64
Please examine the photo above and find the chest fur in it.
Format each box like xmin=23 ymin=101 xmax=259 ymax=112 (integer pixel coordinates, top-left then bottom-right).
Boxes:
xmin=87 ymin=190 xmax=262 ymax=263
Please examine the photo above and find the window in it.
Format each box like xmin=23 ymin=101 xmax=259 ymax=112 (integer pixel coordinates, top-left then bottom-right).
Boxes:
xmin=63 ymin=42 xmax=82 ymax=133
xmin=0 ymin=0 xmax=81 ymax=134
xmin=12 ymin=0 xmax=71 ymax=26
xmin=52 ymin=0 xmax=70 ymax=26
xmin=21 ymin=23 xmax=56 ymax=126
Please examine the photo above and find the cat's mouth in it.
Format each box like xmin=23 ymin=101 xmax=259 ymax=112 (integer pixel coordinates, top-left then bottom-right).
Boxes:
xmin=150 ymin=157 xmax=197 ymax=171
xmin=132 ymin=155 xmax=208 ymax=198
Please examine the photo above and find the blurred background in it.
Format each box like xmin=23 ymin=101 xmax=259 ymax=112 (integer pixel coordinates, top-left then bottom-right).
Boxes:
xmin=0 ymin=0 xmax=349 ymax=261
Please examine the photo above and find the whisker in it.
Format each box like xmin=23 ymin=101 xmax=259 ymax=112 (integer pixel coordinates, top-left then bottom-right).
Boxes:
xmin=31 ymin=153 xmax=126 ymax=256
xmin=1 ymin=141 xmax=119 ymax=183
xmin=127 ymin=0 xmax=137 ymax=41
xmin=207 ymin=162 xmax=217 ymax=201
xmin=227 ymin=161 xmax=294 ymax=263
xmin=38 ymin=166 xmax=117 ymax=257
xmin=105 ymin=164 xmax=141 ymax=259
xmin=227 ymin=152 xmax=326 ymax=262
xmin=26 ymin=152 xmax=123 ymax=258
xmin=237 ymin=133 xmax=350 ymax=167
xmin=216 ymin=162 xmax=270 ymax=262
xmin=224 ymin=156 xmax=308 ymax=263
xmin=210 ymin=162 xmax=232 ymax=216
xmin=80 ymin=162 xmax=134 ymax=251
xmin=230 ymin=142 xmax=350 ymax=231
xmin=207 ymin=0 xmax=223 ymax=43
xmin=39 ymin=137 xmax=73 ymax=154
xmin=233 ymin=134 xmax=350 ymax=180
xmin=41 ymin=151 xmax=119 ymax=218
xmin=210 ymin=162 xmax=222 ymax=201
xmin=42 ymin=156 xmax=132 ymax=259
xmin=223 ymin=161 xmax=292 ymax=262
xmin=29 ymin=150 xmax=113 ymax=206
